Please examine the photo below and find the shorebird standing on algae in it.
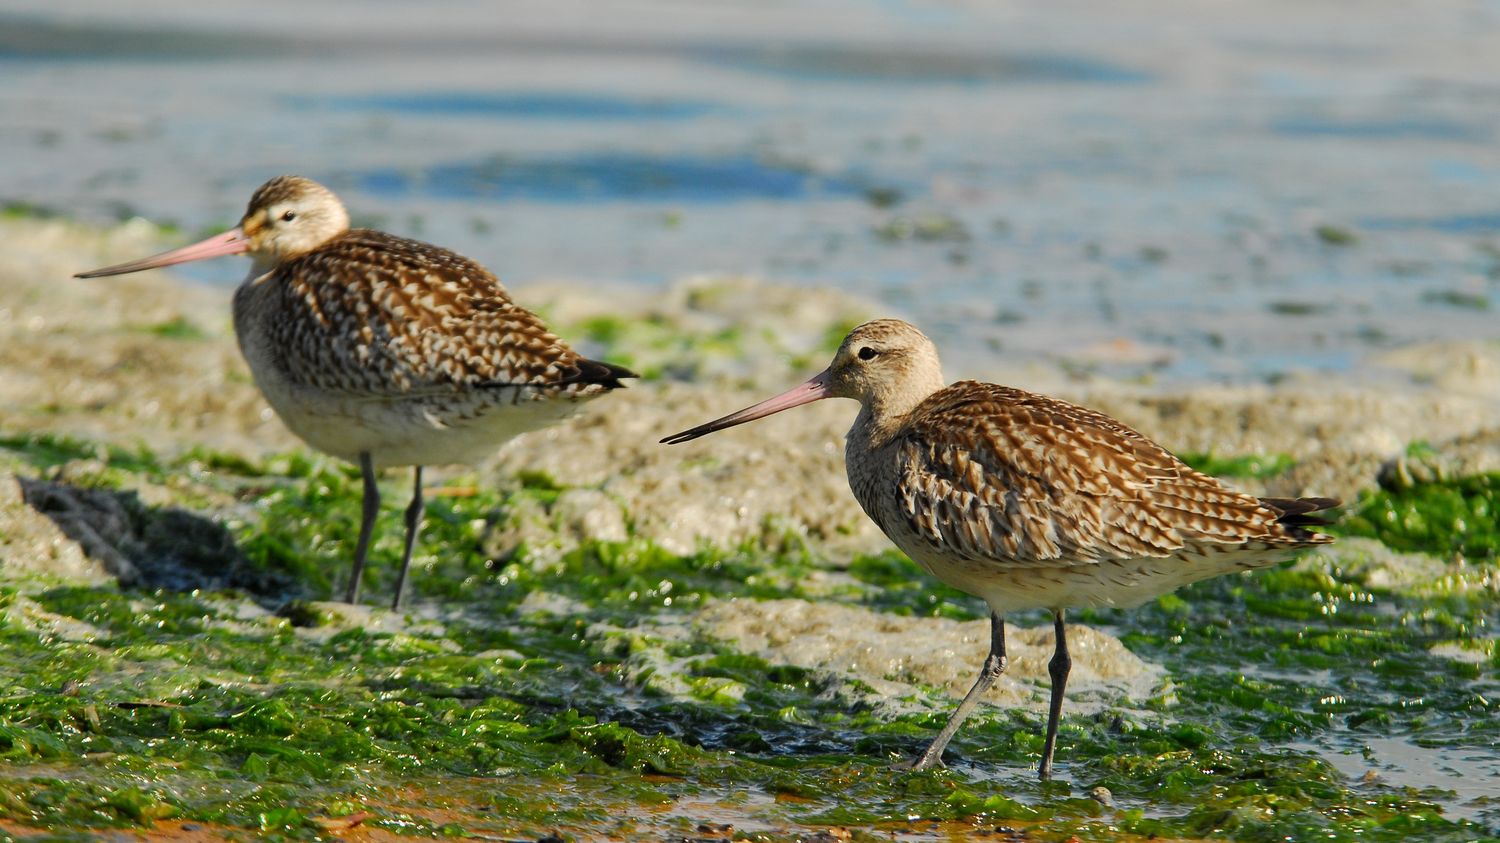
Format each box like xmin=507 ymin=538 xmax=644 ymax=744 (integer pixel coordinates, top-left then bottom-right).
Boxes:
xmin=78 ymin=176 xmax=635 ymax=611
xmin=663 ymin=319 xmax=1335 ymax=779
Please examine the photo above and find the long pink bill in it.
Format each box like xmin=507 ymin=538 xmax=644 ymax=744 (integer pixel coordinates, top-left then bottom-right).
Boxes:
xmin=74 ymin=228 xmax=250 ymax=278
xmin=661 ymin=370 xmax=831 ymax=444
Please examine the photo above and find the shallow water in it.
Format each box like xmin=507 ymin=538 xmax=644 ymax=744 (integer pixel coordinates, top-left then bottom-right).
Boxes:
xmin=7 ymin=0 xmax=1500 ymax=381
xmin=1298 ymin=734 xmax=1500 ymax=819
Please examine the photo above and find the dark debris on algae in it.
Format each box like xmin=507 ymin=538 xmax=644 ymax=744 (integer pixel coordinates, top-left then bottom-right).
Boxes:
xmin=0 ymin=219 xmax=1496 ymax=841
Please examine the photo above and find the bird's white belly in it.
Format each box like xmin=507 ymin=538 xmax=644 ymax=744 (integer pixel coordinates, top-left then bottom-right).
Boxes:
xmin=233 ymin=279 xmax=594 ymax=469
xmin=900 ymin=538 xmax=1291 ymax=615
xmin=261 ymin=382 xmax=585 ymax=468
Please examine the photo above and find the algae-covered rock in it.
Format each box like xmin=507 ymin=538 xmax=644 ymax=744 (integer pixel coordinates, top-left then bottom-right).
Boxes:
xmin=490 ymin=384 xmax=883 ymax=558
xmin=1307 ymin=536 xmax=1498 ymax=600
xmin=1 ymin=594 xmax=110 ymax=642
xmin=1083 ymin=379 xmax=1500 ymax=503
xmin=695 ymin=598 xmax=1163 ymax=713
xmin=1377 ymin=430 xmax=1500 ymax=489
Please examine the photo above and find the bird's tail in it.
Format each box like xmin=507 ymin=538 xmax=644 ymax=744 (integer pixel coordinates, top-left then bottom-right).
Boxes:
xmin=559 ymin=358 xmax=639 ymax=390
xmin=1259 ymin=496 xmax=1341 ymax=540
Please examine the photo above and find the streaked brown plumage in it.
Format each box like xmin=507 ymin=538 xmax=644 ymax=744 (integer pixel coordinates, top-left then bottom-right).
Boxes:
xmin=663 ymin=318 xmax=1335 ymax=779
xmin=246 ymin=229 xmax=612 ymax=396
xmin=78 ymin=176 xmax=635 ymax=610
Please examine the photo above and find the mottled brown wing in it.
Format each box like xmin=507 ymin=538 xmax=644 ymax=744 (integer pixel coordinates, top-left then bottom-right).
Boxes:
xmin=267 ymin=230 xmax=602 ymax=396
xmin=893 ymin=382 xmax=1302 ymax=568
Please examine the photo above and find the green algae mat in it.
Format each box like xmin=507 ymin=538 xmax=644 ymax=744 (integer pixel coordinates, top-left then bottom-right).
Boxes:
xmin=0 ymin=433 xmax=1495 ymax=842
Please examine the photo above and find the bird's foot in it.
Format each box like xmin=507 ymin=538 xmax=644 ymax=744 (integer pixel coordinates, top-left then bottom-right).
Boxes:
xmin=893 ymin=753 xmax=945 ymax=772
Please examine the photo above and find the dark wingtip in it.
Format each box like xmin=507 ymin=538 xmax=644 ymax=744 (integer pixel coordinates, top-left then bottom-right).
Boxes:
xmin=569 ymin=358 xmax=639 ymax=390
xmin=1261 ymin=496 xmax=1342 ymax=528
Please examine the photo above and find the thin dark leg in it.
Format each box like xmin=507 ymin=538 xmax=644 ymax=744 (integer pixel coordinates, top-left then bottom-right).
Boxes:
xmin=900 ymin=612 xmax=1007 ymax=771
xmin=1039 ymin=610 xmax=1071 ymax=780
xmin=390 ymin=466 xmax=424 ymax=612
xmin=345 ymin=452 xmax=379 ymax=605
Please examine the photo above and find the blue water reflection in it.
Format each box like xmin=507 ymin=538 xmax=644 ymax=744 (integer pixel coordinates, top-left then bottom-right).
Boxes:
xmin=1271 ymin=116 xmax=1489 ymax=143
xmin=358 ymin=154 xmax=881 ymax=203
xmin=696 ymin=44 xmax=1150 ymax=85
xmin=306 ymin=92 xmax=723 ymax=121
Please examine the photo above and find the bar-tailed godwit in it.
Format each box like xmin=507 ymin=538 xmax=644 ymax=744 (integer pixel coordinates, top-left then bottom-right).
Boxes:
xmin=663 ymin=318 xmax=1335 ymax=779
xmin=78 ymin=176 xmax=635 ymax=611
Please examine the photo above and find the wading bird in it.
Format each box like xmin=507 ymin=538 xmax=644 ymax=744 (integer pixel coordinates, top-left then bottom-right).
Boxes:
xmin=79 ymin=176 xmax=635 ymax=611
xmin=663 ymin=318 xmax=1334 ymax=779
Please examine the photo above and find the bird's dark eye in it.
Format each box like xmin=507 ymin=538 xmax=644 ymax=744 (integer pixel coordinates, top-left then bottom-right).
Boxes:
xmin=280 ymin=210 xmax=297 ymax=222
xmin=857 ymin=346 xmax=877 ymax=361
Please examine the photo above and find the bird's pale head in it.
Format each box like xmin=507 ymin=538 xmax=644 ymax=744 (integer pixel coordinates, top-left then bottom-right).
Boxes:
xmin=825 ymin=319 xmax=946 ymax=415
xmin=238 ymin=176 xmax=351 ymax=265
xmin=659 ymin=317 xmax=946 ymax=445
xmin=75 ymin=175 xmax=351 ymax=280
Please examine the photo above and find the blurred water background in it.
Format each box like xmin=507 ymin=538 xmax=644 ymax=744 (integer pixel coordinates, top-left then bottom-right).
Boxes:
xmin=6 ymin=0 xmax=1500 ymax=382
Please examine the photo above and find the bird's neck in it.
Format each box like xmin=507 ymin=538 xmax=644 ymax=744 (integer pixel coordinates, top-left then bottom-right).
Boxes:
xmin=851 ymin=377 xmax=943 ymax=447
xmin=248 ymin=253 xmax=282 ymax=275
